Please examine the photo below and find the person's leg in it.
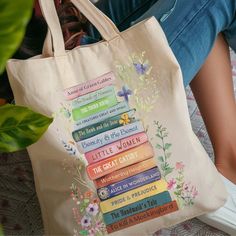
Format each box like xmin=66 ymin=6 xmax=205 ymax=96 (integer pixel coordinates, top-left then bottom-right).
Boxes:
xmin=98 ymin=0 xmax=236 ymax=181
xmin=190 ymin=33 xmax=236 ymax=184
xmin=132 ymin=0 xmax=236 ymax=86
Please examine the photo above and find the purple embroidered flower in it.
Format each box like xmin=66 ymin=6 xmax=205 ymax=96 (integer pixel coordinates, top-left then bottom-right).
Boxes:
xmin=86 ymin=203 xmax=99 ymax=216
xmin=167 ymin=178 xmax=177 ymax=190
xmin=133 ymin=62 xmax=149 ymax=75
xmin=81 ymin=215 xmax=91 ymax=228
xmin=183 ymin=182 xmax=189 ymax=191
xmin=117 ymin=86 xmax=132 ymax=102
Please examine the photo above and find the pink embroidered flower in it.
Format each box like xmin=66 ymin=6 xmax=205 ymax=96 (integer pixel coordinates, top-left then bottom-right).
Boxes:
xmin=175 ymin=161 xmax=185 ymax=170
xmin=81 ymin=215 xmax=91 ymax=228
xmin=95 ymin=220 xmax=102 ymax=229
xmin=191 ymin=186 xmax=198 ymax=198
xmin=95 ymin=220 xmax=106 ymax=231
xmin=167 ymin=178 xmax=177 ymax=190
xmin=86 ymin=203 xmax=99 ymax=216
xmin=88 ymin=228 xmax=96 ymax=236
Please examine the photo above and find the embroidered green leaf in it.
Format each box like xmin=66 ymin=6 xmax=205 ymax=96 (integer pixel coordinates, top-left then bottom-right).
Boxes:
xmin=156 ymin=144 xmax=162 ymax=149
xmin=79 ymin=230 xmax=88 ymax=236
xmin=163 ymin=133 xmax=168 ymax=138
xmin=0 ymin=104 xmax=53 ymax=152
xmin=160 ymin=163 xmax=166 ymax=171
xmin=83 ymin=199 xmax=90 ymax=204
xmin=174 ymin=190 xmax=182 ymax=196
xmin=166 ymin=152 xmax=171 ymax=159
xmin=164 ymin=167 xmax=174 ymax=176
xmin=80 ymin=205 xmax=86 ymax=213
xmin=83 ymin=199 xmax=89 ymax=208
xmin=176 ymin=184 xmax=183 ymax=189
xmin=0 ymin=0 xmax=34 ymax=73
xmin=155 ymin=133 xmax=162 ymax=139
xmin=158 ymin=156 xmax=164 ymax=162
xmin=164 ymin=143 xmax=172 ymax=150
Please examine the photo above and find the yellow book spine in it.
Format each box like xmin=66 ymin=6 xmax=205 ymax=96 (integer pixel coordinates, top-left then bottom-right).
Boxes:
xmin=100 ymin=179 xmax=167 ymax=213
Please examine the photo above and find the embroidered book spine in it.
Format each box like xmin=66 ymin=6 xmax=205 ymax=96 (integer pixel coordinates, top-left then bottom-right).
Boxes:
xmin=72 ymin=110 xmax=136 ymax=142
xmin=85 ymin=132 xmax=148 ymax=164
xmin=71 ymin=86 xmax=116 ymax=108
xmin=86 ymin=142 xmax=154 ymax=180
xmin=64 ymin=71 xmax=115 ymax=100
xmin=77 ymin=121 xmax=145 ymax=153
xmin=94 ymin=158 xmax=157 ymax=188
xmin=106 ymin=201 xmax=179 ymax=233
xmin=100 ymin=179 xmax=168 ymax=213
xmin=103 ymin=191 xmax=172 ymax=225
xmin=74 ymin=102 xmax=130 ymax=130
xmin=97 ymin=167 xmax=161 ymax=201
xmin=72 ymin=94 xmax=117 ymax=121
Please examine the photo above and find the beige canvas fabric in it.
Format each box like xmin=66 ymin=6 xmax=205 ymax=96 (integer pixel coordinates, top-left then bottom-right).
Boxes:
xmin=6 ymin=0 xmax=228 ymax=235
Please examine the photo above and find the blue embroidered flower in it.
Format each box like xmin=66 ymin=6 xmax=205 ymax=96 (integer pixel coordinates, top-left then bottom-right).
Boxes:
xmin=133 ymin=62 xmax=149 ymax=75
xmin=117 ymin=86 xmax=132 ymax=102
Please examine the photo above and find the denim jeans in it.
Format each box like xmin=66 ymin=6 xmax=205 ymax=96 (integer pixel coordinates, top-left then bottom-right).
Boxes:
xmin=92 ymin=0 xmax=236 ymax=87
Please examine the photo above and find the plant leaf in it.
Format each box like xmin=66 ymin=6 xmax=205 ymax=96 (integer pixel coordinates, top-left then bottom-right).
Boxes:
xmin=79 ymin=230 xmax=88 ymax=236
xmin=0 ymin=0 xmax=34 ymax=73
xmin=156 ymin=144 xmax=162 ymax=149
xmin=164 ymin=167 xmax=174 ymax=176
xmin=83 ymin=199 xmax=90 ymax=205
xmin=158 ymin=156 xmax=164 ymax=163
xmin=0 ymin=104 xmax=53 ymax=152
xmin=166 ymin=152 xmax=171 ymax=158
xmin=164 ymin=143 xmax=172 ymax=150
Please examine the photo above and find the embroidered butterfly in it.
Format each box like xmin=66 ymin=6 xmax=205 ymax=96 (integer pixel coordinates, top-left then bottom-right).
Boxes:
xmin=133 ymin=62 xmax=149 ymax=75
xmin=117 ymin=86 xmax=132 ymax=102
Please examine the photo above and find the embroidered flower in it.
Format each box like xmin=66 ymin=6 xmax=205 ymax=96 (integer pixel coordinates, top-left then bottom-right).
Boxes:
xmin=167 ymin=178 xmax=177 ymax=190
xmin=95 ymin=220 xmax=102 ymax=230
xmin=93 ymin=198 xmax=99 ymax=204
xmin=86 ymin=203 xmax=99 ymax=216
xmin=81 ymin=215 xmax=91 ymax=228
xmin=190 ymin=186 xmax=198 ymax=198
xmin=176 ymin=161 xmax=185 ymax=170
xmin=133 ymin=62 xmax=149 ymax=75
xmin=84 ymin=191 xmax=93 ymax=198
xmin=88 ymin=228 xmax=96 ymax=236
xmin=119 ymin=113 xmax=131 ymax=125
xmin=117 ymin=86 xmax=132 ymax=102
xmin=183 ymin=182 xmax=189 ymax=191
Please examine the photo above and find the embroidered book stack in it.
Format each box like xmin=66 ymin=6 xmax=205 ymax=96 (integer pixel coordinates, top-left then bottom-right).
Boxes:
xmin=65 ymin=72 xmax=178 ymax=233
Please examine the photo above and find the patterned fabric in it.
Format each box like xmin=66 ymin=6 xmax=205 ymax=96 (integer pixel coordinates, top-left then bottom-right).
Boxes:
xmin=1 ymin=51 xmax=235 ymax=235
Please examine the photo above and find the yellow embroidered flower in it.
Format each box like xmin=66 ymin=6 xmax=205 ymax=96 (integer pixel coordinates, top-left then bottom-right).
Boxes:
xmin=119 ymin=113 xmax=130 ymax=125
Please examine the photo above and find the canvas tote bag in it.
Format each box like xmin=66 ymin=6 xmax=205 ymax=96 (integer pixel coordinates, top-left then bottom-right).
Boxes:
xmin=6 ymin=0 xmax=228 ymax=235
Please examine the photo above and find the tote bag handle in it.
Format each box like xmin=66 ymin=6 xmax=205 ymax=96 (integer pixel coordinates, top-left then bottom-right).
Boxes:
xmin=39 ymin=0 xmax=120 ymax=56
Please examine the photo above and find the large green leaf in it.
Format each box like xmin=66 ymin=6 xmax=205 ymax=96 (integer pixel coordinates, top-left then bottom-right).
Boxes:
xmin=0 ymin=0 xmax=34 ymax=73
xmin=0 ymin=104 xmax=53 ymax=152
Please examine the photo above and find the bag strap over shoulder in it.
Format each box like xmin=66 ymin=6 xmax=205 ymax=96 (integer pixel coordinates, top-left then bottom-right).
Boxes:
xmin=39 ymin=0 xmax=120 ymax=56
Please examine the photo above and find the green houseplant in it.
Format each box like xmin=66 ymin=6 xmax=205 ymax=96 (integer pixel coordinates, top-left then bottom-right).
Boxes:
xmin=0 ymin=0 xmax=53 ymax=153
